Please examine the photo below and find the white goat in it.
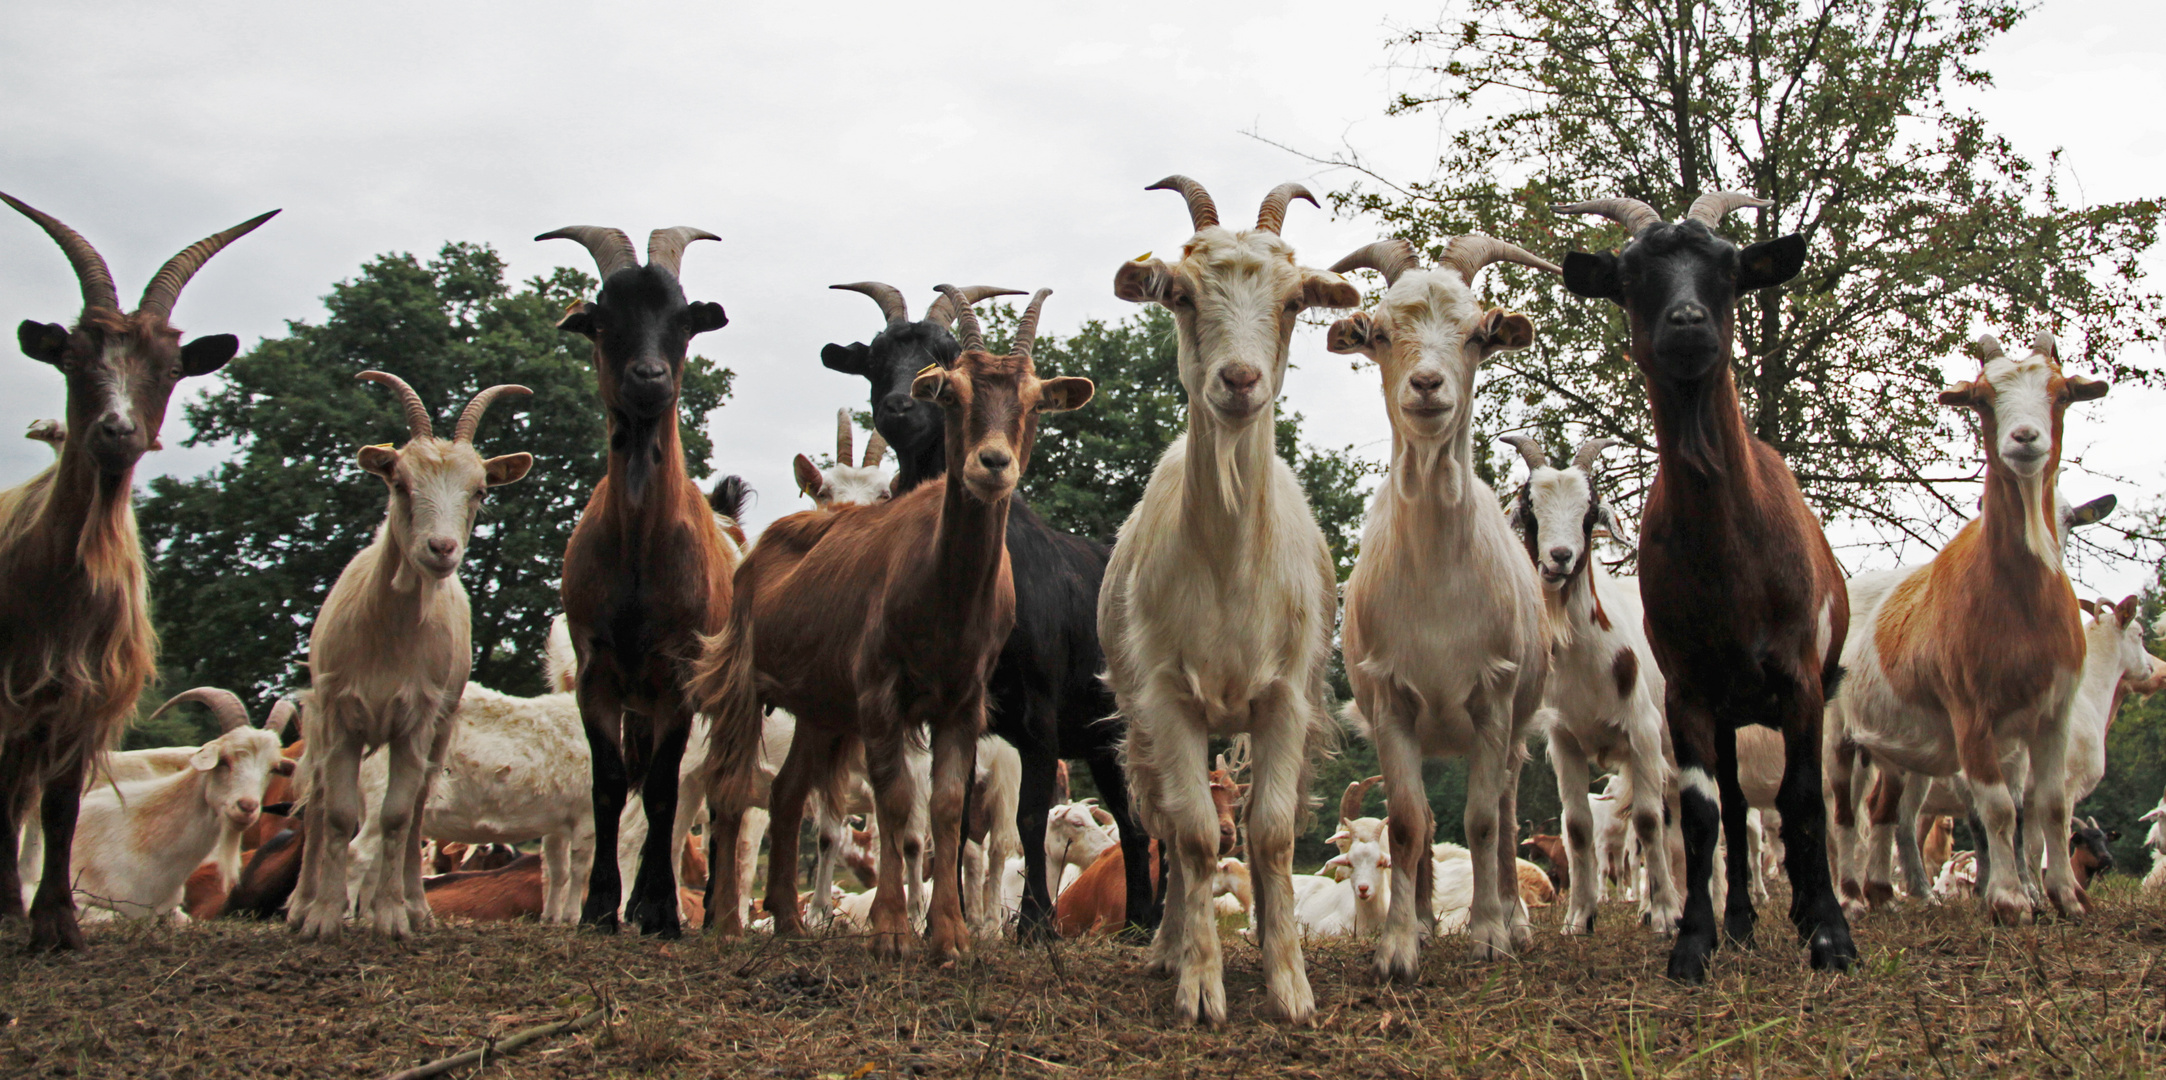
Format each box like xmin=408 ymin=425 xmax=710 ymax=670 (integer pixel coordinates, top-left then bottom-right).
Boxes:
xmin=1101 ymin=176 xmax=1358 ymax=1026
xmin=964 ymin=735 xmax=1022 ymax=935
xmin=2140 ymin=794 xmax=2165 ymax=893
xmin=1501 ymin=435 xmax=1680 ymax=936
xmin=1043 ymin=799 xmax=1118 ymax=898
xmin=1326 ymin=236 xmax=1557 ymax=975
xmin=794 ymin=409 xmax=892 ymax=508
xmin=1297 ymin=819 xmax=1391 ymax=939
xmin=290 ymin=373 xmax=532 ymax=939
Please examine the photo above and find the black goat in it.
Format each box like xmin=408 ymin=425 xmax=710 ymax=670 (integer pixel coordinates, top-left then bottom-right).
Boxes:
xmin=821 ymin=282 xmax=1154 ymax=936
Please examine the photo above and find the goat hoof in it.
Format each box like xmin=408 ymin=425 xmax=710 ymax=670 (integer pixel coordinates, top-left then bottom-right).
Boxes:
xmin=1266 ymin=977 xmax=1316 ymax=1026
xmin=1174 ymin=977 xmax=1227 ymax=1028
xmin=27 ymin=908 xmax=85 ymax=952
xmin=1808 ymin=927 xmax=1856 ymax=972
xmin=1665 ymin=950 xmax=1711 ymax=986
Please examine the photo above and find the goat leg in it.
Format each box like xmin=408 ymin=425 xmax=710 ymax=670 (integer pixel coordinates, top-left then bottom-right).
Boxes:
xmin=1777 ymin=688 xmax=1854 ymax=971
xmin=625 ymin=716 xmax=689 ymax=938
xmin=27 ymin=754 xmax=88 ymax=951
xmin=1013 ymin=740 xmax=1061 ymax=940
xmin=0 ymin=741 xmax=32 ymax=922
xmin=1712 ymin=725 xmax=1756 ymax=949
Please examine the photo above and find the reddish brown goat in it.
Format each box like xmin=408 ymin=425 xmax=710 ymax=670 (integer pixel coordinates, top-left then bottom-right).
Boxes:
xmin=1521 ymin=834 xmax=1570 ymax=891
xmin=0 ymin=193 xmax=274 ymax=950
xmin=1057 ymin=839 xmax=1164 ymax=938
xmin=539 ymin=225 xmax=736 ymax=938
xmin=1560 ymin=192 xmax=1853 ymax=983
xmin=699 ymin=287 xmax=1093 ymax=961
xmin=240 ymin=738 xmax=307 ymax=850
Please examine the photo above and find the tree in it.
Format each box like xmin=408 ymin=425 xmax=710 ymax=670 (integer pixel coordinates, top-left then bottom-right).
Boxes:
xmin=137 ymin=242 xmax=734 ymax=715
xmin=1289 ymin=0 xmax=2162 ymax=562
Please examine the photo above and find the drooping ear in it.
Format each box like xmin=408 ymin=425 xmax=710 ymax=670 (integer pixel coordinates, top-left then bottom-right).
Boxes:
xmin=17 ymin=320 xmax=68 ymax=366
xmin=483 ymin=452 xmax=534 ymax=487
xmin=792 ymin=454 xmax=824 ymax=498
xmin=820 ymin=341 xmax=871 ymax=376
xmin=1035 ymin=376 xmax=1094 ymax=414
xmin=909 ymin=367 xmax=949 ymax=403
xmin=1474 ymin=308 xmax=1536 ymax=353
xmin=2116 ymin=595 xmax=2140 ymax=625
xmin=272 ymin=759 xmax=297 ymax=777
xmin=1737 ymin=234 xmax=1808 ymax=291
xmin=1561 ymin=252 xmax=1621 ymax=300
xmin=1112 ymin=256 xmax=1174 ymax=305
xmin=684 ymin=300 xmax=728 ymax=335
xmin=357 ymin=443 xmax=400 ymax=479
xmin=1936 ymin=381 xmax=1979 ymax=407
xmin=1323 ymin=852 xmax=1350 ymax=868
xmin=1596 ymin=501 xmax=1624 ymax=540
xmin=2066 ymin=374 xmax=2109 ymax=402
xmin=1300 ymin=268 xmax=1362 ymax=310
xmin=1377 ymin=851 xmax=1392 ymax=868
xmin=1325 ymin=312 xmax=1377 ymax=355
xmin=190 ymin=744 xmax=221 ymax=772
xmin=180 ymin=334 xmax=241 ymax=377
xmin=2068 ymin=493 xmax=2116 ymax=528
xmin=556 ymin=300 xmax=597 ymax=339
xmin=1326 ymin=827 xmax=1351 ymax=844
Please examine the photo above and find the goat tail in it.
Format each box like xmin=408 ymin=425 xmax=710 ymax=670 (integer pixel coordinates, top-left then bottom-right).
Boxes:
xmin=692 ymin=588 xmax=763 ymax=820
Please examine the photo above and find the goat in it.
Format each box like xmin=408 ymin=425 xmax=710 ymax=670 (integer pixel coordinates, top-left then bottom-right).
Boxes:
xmin=796 ymin=409 xmax=892 ymax=508
xmin=700 ymin=286 xmax=1092 ymax=962
xmin=1297 ymin=781 xmax=1394 ymax=939
xmin=963 ymin=735 xmax=1022 ymax=935
xmin=1822 ymin=331 xmax=2108 ymax=925
xmin=0 ymin=193 xmax=273 ymax=949
xmin=2140 ymin=794 xmax=2165 ymax=893
xmin=289 ymin=372 xmax=532 ymax=939
xmin=1324 ymin=234 xmax=1556 ymax=976
xmin=1043 ymin=801 xmax=1117 ymax=899
xmin=2069 ymin=817 xmax=2116 ymax=889
xmin=1520 ymin=834 xmax=1568 ymax=891
xmin=1055 ymin=839 xmax=1165 ymax=937
xmin=821 ymin=280 xmax=1153 ymax=938
xmin=541 ymin=224 xmax=735 ymax=937
xmin=1049 ymin=758 xmax=1244 ymax=931
xmin=1103 ymin=177 xmax=1358 ymax=1025
xmin=1558 ymin=191 xmax=1853 ymax=982
xmin=1500 ymin=435 xmax=1681 ymax=937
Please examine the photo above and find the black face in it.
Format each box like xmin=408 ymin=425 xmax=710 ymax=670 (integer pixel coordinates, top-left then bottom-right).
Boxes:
xmin=559 ymin=266 xmax=727 ymax=420
xmin=2071 ymin=824 xmax=2115 ymax=875
xmin=821 ymin=319 xmax=961 ymax=491
xmin=1563 ymin=222 xmax=1806 ymax=383
xmin=18 ymin=315 xmax=237 ymax=476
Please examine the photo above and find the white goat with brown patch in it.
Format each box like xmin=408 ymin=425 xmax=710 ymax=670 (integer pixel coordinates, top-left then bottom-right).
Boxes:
xmin=290 ymin=372 xmax=532 ymax=939
xmin=1499 ymin=435 xmax=1680 ymax=936
xmin=794 ymin=409 xmax=892 ymax=508
xmin=1324 ymin=236 xmax=1556 ymax=978
xmin=1101 ymin=176 xmax=1359 ymax=1026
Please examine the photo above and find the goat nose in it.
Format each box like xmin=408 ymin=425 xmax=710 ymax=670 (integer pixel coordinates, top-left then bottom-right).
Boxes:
xmin=1408 ymin=372 xmax=1444 ymax=394
xmin=1220 ymin=365 xmax=1261 ymax=392
xmin=977 ymin=449 xmax=1012 ymax=472
xmin=1667 ymin=304 xmax=1708 ymax=326
xmin=630 ymin=360 xmax=669 ymax=381
xmin=1549 ymin=546 xmax=1573 ymax=565
xmin=2010 ymin=426 xmax=2041 ymax=445
xmin=427 ymin=538 xmax=458 ymax=559
xmin=237 ymin=798 xmax=259 ymax=815
xmin=99 ymin=416 xmax=136 ymax=440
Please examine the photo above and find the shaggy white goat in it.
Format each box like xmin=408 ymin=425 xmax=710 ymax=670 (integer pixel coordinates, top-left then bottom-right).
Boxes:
xmin=793 ymin=409 xmax=893 ymax=509
xmin=2140 ymin=794 xmax=2165 ymax=893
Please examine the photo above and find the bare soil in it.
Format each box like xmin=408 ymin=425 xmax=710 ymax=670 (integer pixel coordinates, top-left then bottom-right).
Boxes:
xmin=4 ymin=880 xmax=2162 ymax=1079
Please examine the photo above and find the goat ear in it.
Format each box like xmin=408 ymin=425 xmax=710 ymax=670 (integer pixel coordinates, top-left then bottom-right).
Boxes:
xmin=2069 ymin=494 xmax=2116 ymax=527
xmin=821 ymin=342 xmax=871 ymax=376
xmin=1738 ymin=234 xmax=1807 ymax=291
xmin=1597 ymin=501 xmax=1623 ymax=540
xmin=190 ymin=744 xmax=221 ymax=772
xmin=1035 ymin=376 xmax=1094 ymax=414
xmin=17 ymin=321 xmax=68 ymax=366
xmin=1936 ymin=381 xmax=1979 ymax=407
xmin=1112 ymin=256 xmax=1174 ymax=305
xmin=684 ymin=301 xmax=728 ymax=336
xmin=272 ymin=759 xmax=296 ymax=777
xmin=792 ymin=454 xmax=824 ymax=499
xmin=2066 ymin=374 xmax=2109 ymax=402
xmin=357 ymin=443 xmax=400 ymax=479
xmin=180 ymin=334 xmax=240 ymax=377
xmin=556 ymin=300 xmax=598 ymax=338
xmin=2117 ymin=594 xmax=2140 ymax=624
xmin=1476 ymin=308 xmax=1536 ymax=352
xmin=1378 ymin=852 xmax=1392 ymax=868
xmin=1324 ymin=852 xmax=1349 ymax=868
xmin=1325 ymin=312 xmax=1376 ymax=355
xmin=483 ymin=452 xmax=534 ymax=487
xmin=909 ymin=368 xmax=948 ymax=403
xmin=1562 ymin=252 xmax=1621 ymax=300
xmin=1300 ymin=268 xmax=1362 ymax=310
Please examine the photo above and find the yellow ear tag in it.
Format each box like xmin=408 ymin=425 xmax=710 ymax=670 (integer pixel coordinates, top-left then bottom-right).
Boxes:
xmin=1133 ymin=251 xmax=1153 ymax=262
xmin=915 ymin=363 xmax=940 ymax=378
xmin=368 ymin=443 xmax=394 ymax=451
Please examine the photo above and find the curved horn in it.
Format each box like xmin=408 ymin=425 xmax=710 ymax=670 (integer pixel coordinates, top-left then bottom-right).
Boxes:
xmin=1572 ymin=436 xmax=1623 ymax=473
xmin=1498 ymin=435 xmax=1550 ymax=473
xmin=1330 ymin=240 xmax=1422 ymax=287
xmin=1974 ymin=334 xmax=2007 ymax=363
xmin=356 ymin=370 xmax=433 ymax=441
xmin=931 ymin=284 xmax=986 ymax=350
xmin=535 ymin=226 xmax=640 ymax=280
xmin=1013 ymin=289 xmax=1053 ymax=360
xmin=835 ymin=408 xmax=854 ymax=465
xmin=150 ymin=686 xmax=251 ymax=733
xmin=1684 ymin=191 xmax=1770 ymax=228
xmin=1438 ymin=234 xmax=1564 ymax=286
xmin=1555 ymin=197 xmax=1664 ymax=236
xmin=830 ymin=282 xmax=910 ymax=324
xmin=265 ymin=695 xmax=299 ymax=737
xmin=862 ymin=429 xmax=888 ymax=469
xmin=1340 ymin=775 xmax=1385 ymax=823
xmin=138 ymin=209 xmax=282 ymax=321
xmin=924 ymin=285 xmax=1025 ymax=331
xmin=1145 ymin=175 xmax=1219 ymax=231
xmin=453 ymin=384 xmax=533 ymax=444
xmin=646 ymin=227 xmax=717 ymax=278
xmin=0 ymin=191 xmax=121 ymax=312
xmin=1254 ymin=182 xmax=1318 ymax=235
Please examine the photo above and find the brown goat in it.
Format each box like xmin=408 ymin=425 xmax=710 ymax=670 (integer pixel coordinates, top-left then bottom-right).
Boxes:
xmin=0 ymin=193 xmax=274 ymax=950
xmin=539 ymin=225 xmax=736 ymax=938
xmin=699 ymin=286 xmax=1093 ymax=961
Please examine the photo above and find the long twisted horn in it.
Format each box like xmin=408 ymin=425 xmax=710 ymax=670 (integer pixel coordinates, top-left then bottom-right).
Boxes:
xmin=138 ymin=209 xmax=282 ymax=322
xmin=150 ymin=687 xmax=252 ymax=734
xmin=453 ymin=384 xmax=533 ymax=444
xmin=1556 ymin=197 xmax=1664 ymax=236
xmin=1683 ymin=191 xmax=1769 ymax=228
xmin=1013 ymin=289 xmax=1053 ymax=360
xmin=1330 ymin=240 xmax=1422 ymax=287
xmin=1572 ymin=437 xmax=1623 ymax=474
xmin=933 ymin=284 xmax=985 ymax=352
xmin=835 ymin=408 xmax=854 ymax=465
xmin=1340 ymin=775 xmax=1386 ymax=823
xmin=1499 ymin=435 xmax=1550 ymax=472
xmin=536 ymin=226 xmax=640 ymax=280
xmin=1438 ymin=234 xmax=1563 ymax=285
xmin=831 ymin=282 xmax=910 ymax=324
xmin=1145 ymin=175 xmax=1219 ymax=231
xmin=924 ymin=285 xmax=1024 ymax=331
xmin=862 ymin=430 xmax=888 ymax=468
xmin=1255 ymin=182 xmax=1318 ymax=235
xmin=0 ymin=191 xmax=120 ymax=312
xmin=265 ymin=695 xmax=299 ymax=737
xmin=357 ymin=371 xmax=433 ymax=441
xmin=647 ymin=227 xmax=718 ymax=278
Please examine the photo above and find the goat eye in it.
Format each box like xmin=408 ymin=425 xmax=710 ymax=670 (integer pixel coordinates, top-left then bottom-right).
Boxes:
xmin=1284 ymin=300 xmax=1302 ymax=314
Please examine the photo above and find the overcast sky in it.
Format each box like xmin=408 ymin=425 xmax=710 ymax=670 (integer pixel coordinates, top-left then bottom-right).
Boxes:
xmin=3 ymin=0 xmax=2162 ymax=599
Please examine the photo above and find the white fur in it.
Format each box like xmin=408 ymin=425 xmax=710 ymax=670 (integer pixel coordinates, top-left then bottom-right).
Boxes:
xmin=1044 ymin=799 xmax=1119 ymax=898
xmin=964 ymin=735 xmax=1022 ymax=936
xmin=2140 ymin=796 xmax=2165 ymax=893
xmin=65 ymin=725 xmax=284 ymax=920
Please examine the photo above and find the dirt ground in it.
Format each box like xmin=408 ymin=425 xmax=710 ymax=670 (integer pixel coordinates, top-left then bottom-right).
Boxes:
xmin=4 ymin=879 xmax=2162 ymax=1079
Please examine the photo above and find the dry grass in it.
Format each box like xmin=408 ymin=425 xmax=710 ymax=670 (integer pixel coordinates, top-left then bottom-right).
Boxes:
xmin=3 ymin=879 xmax=2162 ymax=1079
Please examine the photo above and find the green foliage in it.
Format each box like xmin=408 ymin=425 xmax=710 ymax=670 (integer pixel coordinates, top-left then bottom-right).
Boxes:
xmin=137 ymin=242 xmax=734 ymax=714
xmin=1310 ymin=0 xmax=2162 ymax=561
